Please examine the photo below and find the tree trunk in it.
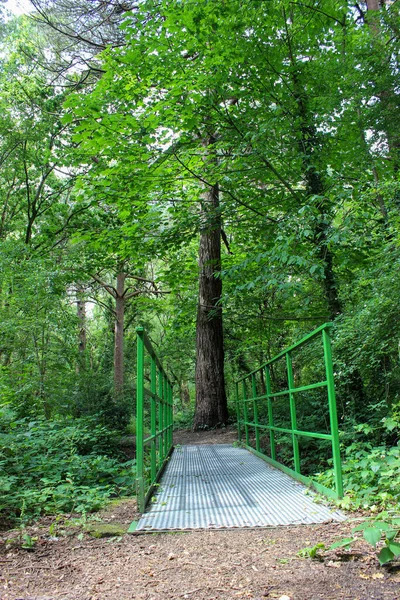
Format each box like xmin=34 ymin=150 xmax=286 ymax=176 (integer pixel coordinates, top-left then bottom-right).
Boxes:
xmin=114 ymin=271 xmax=125 ymax=397
xmin=314 ymin=222 xmax=343 ymax=319
xmin=180 ymin=381 xmax=190 ymax=406
xmin=194 ymin=181 xmax=228 ymax=429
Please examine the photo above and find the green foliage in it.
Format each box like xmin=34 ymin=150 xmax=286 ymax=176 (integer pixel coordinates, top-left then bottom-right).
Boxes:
xmin=0 ymin=414 xmax=136 ymax=524
xmin=297 ymin=542 xmax=325 ymax=561
xmin=21 ymin=533 xmax=36 ymax=551
xmin=125 ymin=416 xmax=137 ymax=436
xmin=316 ymin=425 xmax=400 ymax=511
xmin=330 ymin=516 xmax=400 ymax=566
xmin=174 ymin=408 xmax=195 ymax=430
xmin=332 ymin=248 xmax=400 ymax=424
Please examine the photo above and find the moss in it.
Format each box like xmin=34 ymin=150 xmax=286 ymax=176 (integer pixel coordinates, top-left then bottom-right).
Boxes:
xmin=106 ymin=497 xmax=135 ymax=508
xmin=85 ymin=522 xmax=128 ymax=538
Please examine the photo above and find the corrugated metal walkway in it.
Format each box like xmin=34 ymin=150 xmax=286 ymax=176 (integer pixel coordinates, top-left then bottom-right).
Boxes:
xmin=136 ymin=444 xmax=345 ymax=532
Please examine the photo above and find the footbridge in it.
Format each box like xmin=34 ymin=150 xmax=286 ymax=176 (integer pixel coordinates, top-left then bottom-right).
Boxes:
xmin=130 ymin=324 xmax=345 ymax=533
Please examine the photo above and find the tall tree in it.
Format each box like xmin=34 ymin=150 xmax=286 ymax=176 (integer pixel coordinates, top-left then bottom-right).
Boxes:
xmin=90 ymin=265 xmax=162 ymax=396
xmin=195 ymin=171 xmax=228 ymax=428
xmin=60 ymin=0 xmax=400 ymax=426
xmin=65 ymin=1 xmax=239 ymax=427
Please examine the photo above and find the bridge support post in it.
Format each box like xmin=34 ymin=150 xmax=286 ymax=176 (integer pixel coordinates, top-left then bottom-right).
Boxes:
xmin=322 ymin=328 xmax=344 ymax=498
xmin=265 ymin=366 xmax=276 ymax=461
xmin=286 ymin=352 xmax=301 ymax=474
xmin=136 ymin=329 xmax=145 ymax=512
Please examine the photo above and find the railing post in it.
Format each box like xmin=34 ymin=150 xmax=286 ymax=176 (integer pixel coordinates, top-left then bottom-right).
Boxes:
xmin=150 ymin=356 xmax=157 ymax=483
xmin=168 ymin=383 xmax=173 ymax=448
xmin=251 ymin=374 xmax=260 ymax=452
xmin=242 ymin=379 xmax=249 ymax=446
xmin=163 ymin=374 xmax=168 ymax=457
xmin=136 ymin=328 xmax=145 ymax=512
xmin=158 ymin=367 xmax=163 ymax=462
xmin=286 ymin=352 xmax=300 ymax=474
xmin=322 ymin=327 xmax=344 ymax=498
xmin=265 ymin=365 xmax=276 ymax=461
xmin=235 ymin=382 xmax=242 ymax=442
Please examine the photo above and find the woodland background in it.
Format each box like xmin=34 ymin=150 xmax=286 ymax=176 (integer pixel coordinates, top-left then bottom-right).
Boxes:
xmin=0 ymin=0 xmax=399 ymax=525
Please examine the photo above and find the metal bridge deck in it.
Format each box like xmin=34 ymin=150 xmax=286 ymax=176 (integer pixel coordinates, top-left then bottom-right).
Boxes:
xmin=136 ymin=444 xmax=345 ymax=532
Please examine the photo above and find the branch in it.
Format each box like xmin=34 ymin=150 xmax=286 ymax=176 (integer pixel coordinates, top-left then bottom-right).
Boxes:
xmin=124 ymin=287 xmax=171 ymax=299
xmin=124 ymin=290 xmax=143 ymax=300
xmin=221 ymin=229 xmax=233 ymax=255
xmin=32 ymin=202 xmax=95 ymax=251
xmin=30 ymin=3 xmax=118 ymax=51
xmin=125 ymin=274 xmax=159 ymax=284
xmin=261 ymin=315 xmax=329 ymax=321
xmin=0 ymin=141 xmax=22 ymax=167
xmin=91 ymin=274 xmax=117 ymax=297
xmin=220 ymin=187 xmax=280 ymax=222
xmin=87 ymin=295 xmax=116 ymax=317
xmin=289 ymin=2 xmax=346 ymax=26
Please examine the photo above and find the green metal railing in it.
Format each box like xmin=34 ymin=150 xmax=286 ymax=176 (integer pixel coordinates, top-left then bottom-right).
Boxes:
xmin=136 ymin=327 xmax=174 ymax=512
xmin=235 ymin=323 xmax=343 ymax=499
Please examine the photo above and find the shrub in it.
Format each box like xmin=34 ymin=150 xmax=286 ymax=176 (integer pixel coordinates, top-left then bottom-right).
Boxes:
xmin=316 ymin=428 xmax=400 ymax=511
xmin=0 ymin=414 xmax=136 ymax=524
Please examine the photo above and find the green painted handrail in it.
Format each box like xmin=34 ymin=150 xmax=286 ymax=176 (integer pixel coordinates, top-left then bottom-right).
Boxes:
xmin=235 ymin=323 xmax=343 ymax=499
xmin=136 ymin=327 xmax=174 ymax=512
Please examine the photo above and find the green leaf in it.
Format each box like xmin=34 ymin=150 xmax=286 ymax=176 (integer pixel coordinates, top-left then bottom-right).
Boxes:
xmin=352 ymin=521 xmax=373 ymax=532
xmin=386 ymin=530 xmax=398 ymax=542
xmin=388 ymin=542 xmax=400 ymax=557
xmin=382 ymin=417 xmax=398 ymax=432
xmin=378 ymin=546 xmax=394 ymax=566
xmin=329 ymin=537 xmax=354 ymax=550
xmin=363 ymin=527 xmax=381 ymax=548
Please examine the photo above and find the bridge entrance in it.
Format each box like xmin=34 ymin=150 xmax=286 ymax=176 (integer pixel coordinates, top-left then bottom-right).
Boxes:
xmin=132 ymin=324 xmax=344 ymax=533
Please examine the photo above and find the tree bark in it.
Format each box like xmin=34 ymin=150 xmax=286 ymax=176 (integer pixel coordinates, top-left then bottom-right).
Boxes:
xmin=366 ymin=0 xmax=381 ymax=11
xmin=180 ymin=382 xmax=190 ymax=406
xmin=77 ymin=299 xmax=87 ymax=353
xmin=114 ymin=271 xmax=126 ymax=396
xmin=314 ymin=222 xmax=343 ymax=319
xmin=194 ymin=181 xmax=228 ymax=429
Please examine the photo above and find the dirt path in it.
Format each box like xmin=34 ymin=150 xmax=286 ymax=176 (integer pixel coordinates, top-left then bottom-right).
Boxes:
xmin=1 ymin=428 xmax=399 ymax=600
xmin=173 ymin=427 xmax=238 ymax=446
